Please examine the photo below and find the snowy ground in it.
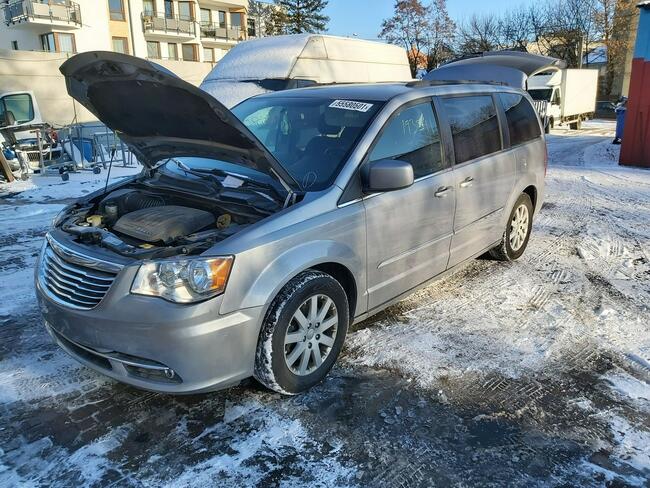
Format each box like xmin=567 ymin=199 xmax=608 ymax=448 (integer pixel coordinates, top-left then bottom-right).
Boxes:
xmin=0 ymin=121 xmax=648 ymax=487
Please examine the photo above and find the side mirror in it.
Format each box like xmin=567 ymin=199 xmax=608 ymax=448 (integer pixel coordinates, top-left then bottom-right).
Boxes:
xmin=1 ymin=111 xmax=16 ymax=128
xmin=361 ymin=159 xmax=414 ymax=193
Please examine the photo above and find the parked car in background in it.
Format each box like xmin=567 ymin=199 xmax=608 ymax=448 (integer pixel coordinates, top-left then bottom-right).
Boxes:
xmin=37 ymin=52 xmax=546 ymax=396
xmin=595 ymin=100 xmax=617 ymax=119
xmin=200 ymin=34 xmax=413 ymax=108
xmin=528 ymin=69 xmax=598 ymax=130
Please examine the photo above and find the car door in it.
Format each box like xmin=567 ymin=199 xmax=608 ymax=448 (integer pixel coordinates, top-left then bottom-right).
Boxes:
xmin=363 ymin=99 xmax=455 ymax=310
xmin=439 ymin=94 xmax=516 ymax=267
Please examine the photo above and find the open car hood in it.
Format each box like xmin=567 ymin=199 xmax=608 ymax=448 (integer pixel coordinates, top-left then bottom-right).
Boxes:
xmin=60 ymin=51 xmax=299 ymax=192
xmin=425 ymin=51 xmax=566 ymax=89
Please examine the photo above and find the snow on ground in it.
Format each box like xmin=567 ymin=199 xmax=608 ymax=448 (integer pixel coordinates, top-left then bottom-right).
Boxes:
xmin=0 ymin=120 xmax=649 ymax=486
xmin=0 ymin=165 xmax=141 ymax=201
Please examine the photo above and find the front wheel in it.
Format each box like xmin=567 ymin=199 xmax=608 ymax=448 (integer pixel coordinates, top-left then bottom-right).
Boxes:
xmin=254 ymin=270 xmax=349 ymax=395
xmin=489 ymin=193 xmax=534 ymax=261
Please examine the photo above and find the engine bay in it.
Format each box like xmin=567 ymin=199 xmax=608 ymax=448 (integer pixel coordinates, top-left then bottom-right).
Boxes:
xmin=57 ymin=184 xmax=275 ymax=260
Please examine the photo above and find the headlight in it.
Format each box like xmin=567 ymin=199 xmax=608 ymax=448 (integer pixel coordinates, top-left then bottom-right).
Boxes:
xmin=131 ymin=256 xmax=234 ymax=303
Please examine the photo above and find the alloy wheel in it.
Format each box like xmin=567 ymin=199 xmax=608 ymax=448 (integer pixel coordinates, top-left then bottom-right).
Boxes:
xmin=509 ymin=204 xmax=530 ymax=252
xmin=283 ymin=294 xmax=338 ymax=376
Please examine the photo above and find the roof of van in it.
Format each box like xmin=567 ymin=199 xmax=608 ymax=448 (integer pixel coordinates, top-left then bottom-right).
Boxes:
xmin=249 ymin=81 xmax=519 ymax=103
xmin=203 ymin=34 xmax=409 ymax=83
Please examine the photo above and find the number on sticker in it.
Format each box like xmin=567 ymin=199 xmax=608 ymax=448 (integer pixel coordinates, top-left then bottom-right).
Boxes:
xmin=329 ymin=100 xmax=374 ymax=113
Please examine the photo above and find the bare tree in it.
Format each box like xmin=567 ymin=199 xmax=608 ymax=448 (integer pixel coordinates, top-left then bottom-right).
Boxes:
xmin=596 ymin=0 xmax=638 ymax=97
xmin=456 ymin=14 xmax=502 ymax=54
xmin=426 ymin=0 xmax=456 ymax=69
xmin=380 ymin=0 xmax=431 ymax=76
xmin=498 ymin=7 xmax=532 ymax=51
xmin=529 ymin=0 xmax=601 ymax=68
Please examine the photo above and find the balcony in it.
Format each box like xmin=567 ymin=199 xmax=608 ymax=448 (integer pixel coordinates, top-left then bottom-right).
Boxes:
xmin=200 ymin=22 xmax=245 ymax=42
xmin=3 ymin=0 xmax=82 ymax=29
xmin=142 ymin=13 xmax=196 ymax=39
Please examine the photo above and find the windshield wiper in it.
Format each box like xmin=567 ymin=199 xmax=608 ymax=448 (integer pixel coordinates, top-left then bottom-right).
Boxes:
xmin=190 ymin=167 xmax=286 ymax=201
xmin=165 ymin=158 xmax=224 ymax=188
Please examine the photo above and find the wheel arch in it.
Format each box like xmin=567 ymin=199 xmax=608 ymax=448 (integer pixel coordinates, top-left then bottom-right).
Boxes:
xmin=310 ymin=262 xmax=357 ymax=320
xmin=523 ymin=185 xmax=538 ymax=213
xmin=226 ymin=240 xmax=364 ymax=320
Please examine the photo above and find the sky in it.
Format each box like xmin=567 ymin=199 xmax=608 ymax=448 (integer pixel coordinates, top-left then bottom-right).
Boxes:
xmin=324 ymin=0 xmax=537 ymax=41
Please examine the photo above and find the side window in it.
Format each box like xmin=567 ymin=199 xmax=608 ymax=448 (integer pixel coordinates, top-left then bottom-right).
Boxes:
xmin=369 ymin=101 xmax=445 ymax=178
xmin=499 ymin=93 xmax=542 ymax=147
xmin=442 ymin=95 xmax=501 ymax=164
xmin=1 ymin=94 xmax=34 ymax=124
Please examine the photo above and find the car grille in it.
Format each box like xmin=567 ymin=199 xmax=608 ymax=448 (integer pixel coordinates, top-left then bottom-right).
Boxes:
xmin=40 ymin=244 xmax=118 ymax=309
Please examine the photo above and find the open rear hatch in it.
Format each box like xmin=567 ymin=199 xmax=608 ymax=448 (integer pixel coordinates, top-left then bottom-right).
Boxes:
xmin=425 ymin=51 xmax=566 ymax=88
xmin=59 ymin=51 xmax=298 ymax=193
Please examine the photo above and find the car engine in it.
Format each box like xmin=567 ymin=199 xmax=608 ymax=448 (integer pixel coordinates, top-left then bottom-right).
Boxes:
xmin=56 ymin=186 xmax=267 ymax=259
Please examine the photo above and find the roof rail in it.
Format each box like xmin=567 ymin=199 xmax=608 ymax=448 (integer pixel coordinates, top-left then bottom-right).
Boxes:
xmin=406 ymin=79 xmax=507 ymax=88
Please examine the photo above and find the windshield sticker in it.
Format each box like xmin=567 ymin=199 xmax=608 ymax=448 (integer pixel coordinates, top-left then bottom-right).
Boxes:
xmin=329 ymin=100 xmax=374 ymax=113
xmin=222 ymin=175 xmax=244 ymax=188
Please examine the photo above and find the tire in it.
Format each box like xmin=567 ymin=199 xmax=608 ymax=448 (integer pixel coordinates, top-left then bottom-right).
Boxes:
xmin=570 ymin=119 xmax=582 ymax=130
xmin=488 ymin=193 xmax=534 ymax=262
xmin=254 ymin=270 xmax=349 ymax=395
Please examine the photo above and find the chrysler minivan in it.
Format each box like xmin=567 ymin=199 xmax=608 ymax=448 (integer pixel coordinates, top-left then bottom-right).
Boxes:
xmin=36 ymin=52 xmax=546 ymax=395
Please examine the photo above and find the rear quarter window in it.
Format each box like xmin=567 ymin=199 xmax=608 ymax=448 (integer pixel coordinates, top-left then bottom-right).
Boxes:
xmin=499 ymin=93 xmax=541 ymax=147
xmin=441 ymin=95 xmax=502 ymax=164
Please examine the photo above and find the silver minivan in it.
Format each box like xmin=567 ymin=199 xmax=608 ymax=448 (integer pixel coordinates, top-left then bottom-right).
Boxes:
xmin=36 ymin=53 xmax=546 ymax=395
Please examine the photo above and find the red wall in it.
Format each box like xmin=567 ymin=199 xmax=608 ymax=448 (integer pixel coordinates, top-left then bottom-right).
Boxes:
xmin=620 ymin=58 xmax=650 ymax=167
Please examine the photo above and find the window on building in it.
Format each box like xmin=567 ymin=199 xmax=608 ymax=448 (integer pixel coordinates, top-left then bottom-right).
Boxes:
xmin=164 ymin=0 xmax=173 ymax=19
xmin=11 ymin=41 xmax=18 ymax=50
xmin=112 ymin=37 xmax=129 ymax=54
xmin=108 ymin=0 xmax=125 ymax=21
xmin=247 ymin=18 xmax=256 ymax=37
xmin=442 ymin=95 xmax=502 ymax=164
xmin=182 ymin=43 xmax=197 ymax=61
xmin=147 ymin=41 xmax=161 ymax=59
xmin=168 ymin=43 xmax=178 ymax=60
xmin=369 ymin=101 xmax=445 ymax=179
xmin=218 ymin=10 xmax=226 ymax=28
xmin=57 ymin=33 xmax=75 ymax=53
xmin=0 ymin=93 xmax=35 ymax=124
xmin=230 ymin=12 xmax=242 ymax=29
xmin=498 ymin=93 xmax=542 ymax=147
xmin=178 ymin=1 xmax=193 ymax=20
xmin=143 ymin=0 xmax=155 ymax=16
xmin=40 ymin=32 xmax=76 ymax=54
xmin=203 ymin=47 xmax=214 ymax=63
xmin=200 ymin=8 xmax=211 ymax=25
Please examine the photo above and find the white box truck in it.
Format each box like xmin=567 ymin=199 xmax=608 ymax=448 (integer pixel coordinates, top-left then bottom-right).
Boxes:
xmin=200 ymin=34 xmax=413 ymax=108
xmin=528 ymin=68 xmax=599 ymax=131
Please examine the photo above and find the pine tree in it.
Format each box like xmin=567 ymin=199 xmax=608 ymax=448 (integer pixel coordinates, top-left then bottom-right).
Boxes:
xmin=277 ymin=0 xmax=330 ymax=34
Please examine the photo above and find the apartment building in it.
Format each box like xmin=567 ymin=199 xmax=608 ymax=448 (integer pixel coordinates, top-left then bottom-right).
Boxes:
xmin=0 ymin=0 xmax=261 ymax=64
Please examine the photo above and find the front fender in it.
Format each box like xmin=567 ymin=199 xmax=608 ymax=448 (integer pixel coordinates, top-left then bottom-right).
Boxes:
xmin=221 ymin=239 xmax=364 ymax=317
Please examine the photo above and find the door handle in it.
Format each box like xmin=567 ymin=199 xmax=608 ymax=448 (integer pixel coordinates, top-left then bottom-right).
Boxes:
xmin=434 ymin=186 xmax=451 ymax=198
xmin=459 ymin=177 xmax=474 ymax=188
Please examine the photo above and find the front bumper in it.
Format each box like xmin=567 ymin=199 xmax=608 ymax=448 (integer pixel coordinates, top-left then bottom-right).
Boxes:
xmin=35 ymin=238 xmax=264 ymax=394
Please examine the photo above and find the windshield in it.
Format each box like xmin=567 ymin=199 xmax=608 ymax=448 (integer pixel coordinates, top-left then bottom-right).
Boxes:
xmin=528 ymin=89 xmax=552 ymax=101
xmin=232 ymin=97 xmax=383 ymax=191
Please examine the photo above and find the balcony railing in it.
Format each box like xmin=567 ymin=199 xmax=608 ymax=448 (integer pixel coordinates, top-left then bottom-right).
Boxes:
xmin=3 ymin=0 xmax=81 ymax=27
xmin=142 ymin=13 xmax=196 ymax=37
xmin=200 ymin=22 xmax=245 ymax=41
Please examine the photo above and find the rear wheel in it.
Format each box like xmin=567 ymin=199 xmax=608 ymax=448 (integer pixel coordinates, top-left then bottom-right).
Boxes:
xmin=570 ymin=118 xmax=582 ymax=130
xmin=488 ymin=193 xmax=534 ymax=261
xmin=254 ymin=270 xmax=349 ymax=395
